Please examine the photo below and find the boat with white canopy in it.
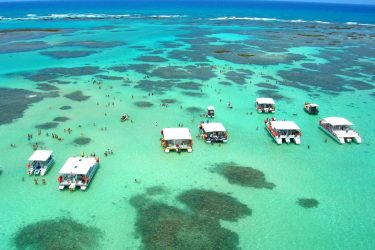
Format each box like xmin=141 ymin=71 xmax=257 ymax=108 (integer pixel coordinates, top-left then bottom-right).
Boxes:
xmin=265 ymin=118 xmax=301 ymax=144
xmin=199 ymin=122 xmax=228 ymax=143
xmin=161 ymin=128 xmax=193 ymax=153
xmin=58 ymin=157 xmax=99 ymax=191
xmin=206 ymin=106 xmax=215 ymax=118
xmin=304 ymin=102 xmax=319 ymax=115
xmin=319 ymin=117 xmax=361 ymax=144
xmin=27 ymin=150 xmax=54 ymax=176
xmin=256 ymin=98 xmax=276 ymax=113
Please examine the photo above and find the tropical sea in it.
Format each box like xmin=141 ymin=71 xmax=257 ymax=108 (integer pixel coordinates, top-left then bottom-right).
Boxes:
xmin=0 ymin=0 xmax=374 ymax=249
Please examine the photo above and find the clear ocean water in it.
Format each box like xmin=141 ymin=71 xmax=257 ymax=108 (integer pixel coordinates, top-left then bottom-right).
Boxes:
xmin=0 ymin=1 xmax=374 ymax=249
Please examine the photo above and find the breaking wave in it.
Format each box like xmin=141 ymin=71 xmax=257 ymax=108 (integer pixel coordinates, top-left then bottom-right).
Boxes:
xmin=0 ymin=13 xmax=186 ymax=21
xmin=208 ymin=16 xmax=375 ymax=26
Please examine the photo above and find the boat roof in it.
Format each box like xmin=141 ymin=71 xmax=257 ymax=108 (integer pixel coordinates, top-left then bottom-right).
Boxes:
xmin=28 ymin=150 xmax=53 ymax=162
xmin=201 ymin=122 xmax=226 ymax=133
xmin=207 ymin=106 xmax=215 ymax=110
xmin=322 ymin=117 xmax=353 ymax=126
xmin=256 ymin=97 xmax=275 ymax=105
xmin=162 ymin=128 xmax=192 ymax=140
xmin=59 ymin=157 xmax=97 ymax=175
xmin=309 ymin=103 xmax=319 ymax=107
xmin=271 ymin=121 xmax=300 ymax=130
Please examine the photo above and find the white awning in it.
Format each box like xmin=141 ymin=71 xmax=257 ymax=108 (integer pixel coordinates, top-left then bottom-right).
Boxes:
xmin=207 ymin=106 xmax=215 ymax=110
xmin=28 ymin=150 xmax=53 ymax=162
xmin=271 ymin=121 xmax=300 ymax=130
xmin=59 ymin=157 xmax=97 ymax=175
xmin=162 ymin=128 xmax=192 ymax=140
xmin=201 ymin=122 xmax=226 ymax=133
xmin=322 ymin=117 xmax=353 ymax=126
xmin=256 ymin=98 xmax=275 ymax=105
xmin=310 ymin=104 xmax=319 ymax=107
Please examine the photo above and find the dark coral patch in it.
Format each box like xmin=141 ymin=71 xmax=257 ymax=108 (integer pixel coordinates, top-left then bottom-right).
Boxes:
xmin=178 ymin=189 xmax=252 ymax=222
xmin=36 ymin=83 xmax=59 ymax=91
xmin=134 ymin=101 xmax=154 ymax=108
xmin=225 ymin=70 xmax=253 ymax=85
xmin=257 ymin=89 xmax=286 ymax=100
xmin=0 ymin=29 xmax=61 ymax=44
xmin=256 ymin=83 xmax=279 ymax=90
xmin=136 ymin=55 xmax=168 ymax=63
xmin=347 ymin=80 xmax=374 ymax=90
xmin=176 ymin=82 xmax=202 ymax=90
xmin=219 ymin=81 xmax=232 ymax=86
xmin=13 ymin=217 xmax=101 ymax=250
xmin=59 ymin=105 xmax=72 ymax=110
xmin=108 ymin=65 xmax=128 ymax=73
xmin=160 ymin=99 xmax=177 ymax=104
xmin=125 ymin=64 xmax=155 ymax=75
xmin=0 ymin=88 xmax=56 ymax=125
xmin=95 ymin=75 xmax=123 ymax=81
xmin=181 ymin=91 xmax=205 ymax=97
xmin=73 ymin=137 xmax=91 ymax=145
xmin=130 ymin=193 xmax=246 ymax=250
xmin=135 ymin=80 xmax=174 ymax=94
xmin=297 ymin=198 xmax=319 ymax=208
xmin=212 ymin=162 xmax=275 ymax=189
xmin=24 ymin=66 xmax=102 ymax=82
xmin=40 ymin=50 xmax=97 ymax=59
xmin=185 ymin=107 xmax=203 ymax=113
xmin=146 ymin=186 xmax=166 ymax=196
xmin=64 ymin=91 xmax=90 ymax=102
xmin=59 ymin=40 xmax=126 ymax=48
xmin=53 ymin=116 xmax=70 ymax=122
xmin=35 ymin=122 xmax=59 ymax=130
xmin=49 ymin=79 xmax=70 ymax=85
xmin=150 ymin=65 xmax=215 ymax=81
xmin=0 ymin=41 xmax=50 ymax=53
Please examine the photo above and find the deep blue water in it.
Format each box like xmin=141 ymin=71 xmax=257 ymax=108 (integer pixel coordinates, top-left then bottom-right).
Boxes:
xmin=0 ymin=0 xmax=374 ymax=24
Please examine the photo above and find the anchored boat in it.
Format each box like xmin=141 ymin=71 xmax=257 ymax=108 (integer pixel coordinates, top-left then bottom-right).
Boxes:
xmin=120 ymin=113 xmax=129 ymax=122
xmin=199 ymin=122 xmax=228 ymax=143
xmin=304 ymin=102 xmax=319 ymax=115
xmin=206 ymin=106 xmax=215 ymax=118
xmin=27 ymin=150 xmax=54 ymax=176
xmin=58 ymin=157 xmax=99 ymax=191
xmin=265 ymin=118 xmax=301 ymax=144
xmin=319 ymin=117 xmax=361 ymax=144
xmin=256 ymin=98 xmax=276 ymax=113
xmin=161 ymin=128 xmax=193 ymax=153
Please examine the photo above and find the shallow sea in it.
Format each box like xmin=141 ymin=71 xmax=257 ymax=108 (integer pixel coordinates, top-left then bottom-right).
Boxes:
xmin=0 ymin=2 xmax=374 ymax=249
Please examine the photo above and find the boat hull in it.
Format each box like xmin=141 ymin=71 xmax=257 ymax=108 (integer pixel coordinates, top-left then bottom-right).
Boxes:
xmin=304 ymin=108 xmax=319 ymax=115
xmin=319 ymin=126 xmax=344 ymax=144
xmin=265 ymin=125 xmax=300 ymax=145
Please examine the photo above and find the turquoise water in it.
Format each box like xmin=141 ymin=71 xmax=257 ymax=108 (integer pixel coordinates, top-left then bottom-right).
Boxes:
xmin=0 ymin=4 xmax=375 ymax=250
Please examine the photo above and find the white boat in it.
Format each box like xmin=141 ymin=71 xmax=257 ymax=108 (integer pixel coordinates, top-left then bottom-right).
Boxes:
xmin=58 ymin=157 xmax=99 ymax=191
xmin=199 ymin=122 xmax=228 ymax=143
xmin=256 ymin=98 xmax=276 ymax=113
xmin=27 ymin=150 xmax=54 ymax=176
xmin=161 ymin=128 xmax=193 ymax=153
xmin=304 ymin=102 xmax=319 ymax=115
xmin=206 ymin=106 xmax=215 ymax=118
xmin=265 ymin=118 xmax=301 ymax=145
xmin=319 ymin=117 xmax=361 ymax=144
